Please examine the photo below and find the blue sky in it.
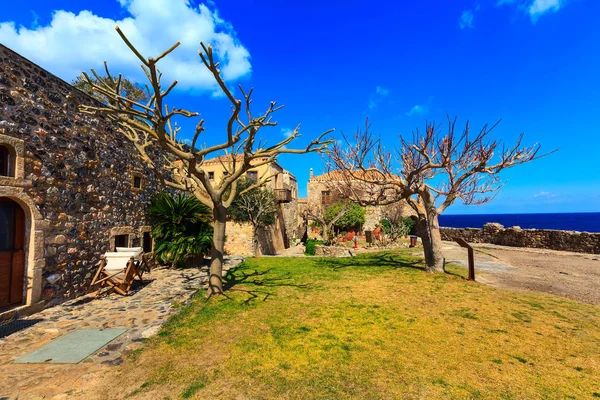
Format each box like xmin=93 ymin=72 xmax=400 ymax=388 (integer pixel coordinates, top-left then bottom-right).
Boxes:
xmin=1 ymin=0 xmax=599 ymax=214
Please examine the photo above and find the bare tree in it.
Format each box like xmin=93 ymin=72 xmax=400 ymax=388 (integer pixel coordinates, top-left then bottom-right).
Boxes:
xmin=70 ymin=26 xmax=332 ymax=295
xmin=327 ymin=117 xmax=551 ymax=273
xmin=302 ymin=203 xmax=350 ymax=245
xmin=229 ymin=179 xmax=278 ymax=257
xmin=380 ymin=203 xmax=414 ymax=243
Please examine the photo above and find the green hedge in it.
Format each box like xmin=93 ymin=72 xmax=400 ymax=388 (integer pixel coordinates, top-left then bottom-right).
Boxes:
xmin=305 ymin=239 xmax=324 ymax=256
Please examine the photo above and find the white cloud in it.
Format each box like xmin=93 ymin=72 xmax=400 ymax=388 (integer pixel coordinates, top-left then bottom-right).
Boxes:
xmin=496 ymin=0 xmax=566 ymax=22
xmin=0 ymin=0 xmax=252 ymax=93
xmin=459 ymin=10 xmax=475 ymax=29
xmin=367 ymin=86 xmax=391 ymax=112
xmin=406 ymin=104 xmax=429 ymax=116
xmin=528 ymin=0 xmax=562 ymax=20
xmin=376 ymin=86 xmax=390 ymax=96
xmin=281 ymin=128 xmax=295 ymax=138
xmin=534 ymin=191 xmax=557 ymax=198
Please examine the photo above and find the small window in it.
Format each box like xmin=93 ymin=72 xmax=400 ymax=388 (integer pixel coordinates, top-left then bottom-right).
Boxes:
xmin=0 ymin=146 xmax=13 ymax=177
xmin=131 ymin=237 xmax=141 ymax=247
xmin=321 ymin=190 xmax=331 ymax=204
xmin=114 ymin=234 xmax=129 ymax=249
xmin=143 ymin=232 xmax=153 ymax=253
xmin=246 ymin=171 xmax=258 ymax=181
xmin=133 ymin=176 xmax=142 ymax=189
xmin=223 ymin=171 xmax=229 ymax=177
xmin=208 ymin=171 xmax=214 ymax=180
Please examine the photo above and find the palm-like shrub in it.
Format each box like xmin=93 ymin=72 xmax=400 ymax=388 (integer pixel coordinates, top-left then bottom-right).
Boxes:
xmin=148 ymin=192 xmax=213 ymax=267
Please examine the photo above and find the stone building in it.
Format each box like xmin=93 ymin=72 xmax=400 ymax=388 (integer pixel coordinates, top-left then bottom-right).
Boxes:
xmin=0 ymin=44 xmax=166 ymax=317
xmin=299 ymin=168 xmax=413 ymax=239
xmin=202 ymin=154 xmax=299 ymax=255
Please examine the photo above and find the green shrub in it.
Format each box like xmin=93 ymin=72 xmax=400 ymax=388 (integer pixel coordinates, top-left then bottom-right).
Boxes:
xmin=305 ymin=239 xmax=324 ymax=256
xmin=148 ymin=192 xmax=213 ymax=268
xmin=324 ymin=201 xmax=365 ymax=230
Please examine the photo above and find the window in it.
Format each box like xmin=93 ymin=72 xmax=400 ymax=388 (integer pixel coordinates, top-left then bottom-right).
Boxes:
xmin=143 ymin=232 xmax=153 ymax=253
xmin=321 ymin=190 xmax=331 ymax=204
xmin=133 ymin=176 xmax=142 ymax=189
xmin=246 ymin=171 xmax=258 ymax=181
xmin=131 ymin=237 xmax=141 ymax=247
xmin=208 ymin=171 xmax=214 ymax=180
xmin=114 ymin=234 xmax=129 ymax=249
xmin=0 ymin=145 xmax=13 ymax=177
xmin=223 ymin=171 xmax=229 ymax=177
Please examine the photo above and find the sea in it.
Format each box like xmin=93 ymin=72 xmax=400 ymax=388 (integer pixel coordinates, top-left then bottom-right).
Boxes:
xmin=438 ymin=212 xmax=600 ymax=233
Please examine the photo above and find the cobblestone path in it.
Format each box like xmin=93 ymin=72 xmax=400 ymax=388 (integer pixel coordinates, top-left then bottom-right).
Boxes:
xmin=0 ymin=258 xmax=242 ymax=399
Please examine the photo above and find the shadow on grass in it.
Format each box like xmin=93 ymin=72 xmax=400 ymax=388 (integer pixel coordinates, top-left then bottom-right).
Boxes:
xmin=444 ymin=263 xmax=469 ymax=280
xmin=314 ymin=252 xmax=425 ymax=272
xmin=221 ymin=263 xmax=312 ymax=305
xmin=315 ymin=251 xmax=472 ymax=282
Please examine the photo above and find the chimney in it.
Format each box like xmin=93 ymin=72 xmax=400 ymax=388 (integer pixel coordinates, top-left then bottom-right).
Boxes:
xmin=309 ymin=168 xmax=313 ymax=180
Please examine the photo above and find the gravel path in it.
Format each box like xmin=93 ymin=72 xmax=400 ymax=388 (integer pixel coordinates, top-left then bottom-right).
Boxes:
xmin=435 ymin=241 xmax=600 ymax=305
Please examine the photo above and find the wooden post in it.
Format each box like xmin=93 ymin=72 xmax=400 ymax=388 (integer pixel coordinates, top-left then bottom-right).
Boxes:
xmin=453 ymin=237 xmax=475 ymax=281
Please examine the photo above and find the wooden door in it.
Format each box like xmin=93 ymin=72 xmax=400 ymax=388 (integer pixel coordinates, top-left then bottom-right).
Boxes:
xmin=0 ymin=200 xmax=25 ymax=308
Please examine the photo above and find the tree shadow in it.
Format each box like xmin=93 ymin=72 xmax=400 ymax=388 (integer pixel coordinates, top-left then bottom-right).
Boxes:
xmin=313 ymin=252 xmax=425 ymax=272
xmin=220 ymin=263 xmax=312 ymax=305
xmin=443 ymin=262 xmax=469 ymax=280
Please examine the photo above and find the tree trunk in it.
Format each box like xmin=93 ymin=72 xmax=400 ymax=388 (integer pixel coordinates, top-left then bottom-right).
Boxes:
xmin=208 ymin=203 xmax=227 ymax=295
xmin=322 ymin=223 xmax=332 ymax=245
xmin=414 ymin=190 xmax=445 ymax=273
xmin=417 ymin=211 xmax=445 ymax=273
xmin=252 ymin=224 xmax=261 ymax=257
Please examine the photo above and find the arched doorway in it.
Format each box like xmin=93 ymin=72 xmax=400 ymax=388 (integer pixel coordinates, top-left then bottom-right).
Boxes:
xmin=0 ymin=198 xmax=25 ymax=308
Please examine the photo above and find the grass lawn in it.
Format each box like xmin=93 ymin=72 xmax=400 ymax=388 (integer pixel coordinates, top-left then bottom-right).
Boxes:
xmin=106 ymin=250 xmax=599 ymax=399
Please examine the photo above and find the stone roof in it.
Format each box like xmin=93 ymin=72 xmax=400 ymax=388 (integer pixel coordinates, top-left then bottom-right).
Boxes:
xmin=310 ymin=169 xmax=401 ymax=183
xmin=203 ymin=155 xmax=297 ymax=179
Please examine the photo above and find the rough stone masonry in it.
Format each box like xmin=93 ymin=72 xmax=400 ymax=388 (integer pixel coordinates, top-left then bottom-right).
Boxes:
xmin=0 ymin=44 xmax=168 ymax=310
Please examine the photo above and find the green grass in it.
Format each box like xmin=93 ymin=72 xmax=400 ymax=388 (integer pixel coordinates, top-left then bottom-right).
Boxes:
xmin=111 ymin=249 xmax=599 ymax=399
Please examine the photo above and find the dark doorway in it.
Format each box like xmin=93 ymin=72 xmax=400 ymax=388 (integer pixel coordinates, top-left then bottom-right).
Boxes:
xmin=0 ymin=198 xmax=25 ymax=308
xmin=143 ymin=232 xmax=153 ymax=253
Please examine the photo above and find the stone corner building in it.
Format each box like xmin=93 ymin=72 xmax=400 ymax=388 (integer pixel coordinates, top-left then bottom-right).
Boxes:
xmin=201 ymin=154 xmax=300 ymax=256
xmin=0 ymin=44 xmax=164 ymax=317
xmin=299 ymin=168 xmax=415 ymax=239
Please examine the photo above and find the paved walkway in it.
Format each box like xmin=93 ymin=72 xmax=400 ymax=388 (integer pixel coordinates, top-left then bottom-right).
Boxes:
xmin=0 ymin=257 xmax=242 ymax=400
xmin=422 ymin=241 xmax=600 ymax=305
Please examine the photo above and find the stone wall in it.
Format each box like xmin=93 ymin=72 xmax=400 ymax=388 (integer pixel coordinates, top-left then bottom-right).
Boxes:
xmin=314 ymin=245 xmax=353 ymax=257
xmin=225 ymin=219 xmax=288 ymax=256
xmin=440 ymin=223 xmax=600 ymax=254
xmin=224 ymin=222 xmax=253 ymax=256
xmin=282 ymin=198 xmax=299 ymax=245
xmin=0 ymin=44 xmax=167 ymax=308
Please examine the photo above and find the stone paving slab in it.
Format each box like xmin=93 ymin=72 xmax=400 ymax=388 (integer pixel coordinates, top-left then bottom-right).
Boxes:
xmin=0 ymin=257 xmax=243 ymax=399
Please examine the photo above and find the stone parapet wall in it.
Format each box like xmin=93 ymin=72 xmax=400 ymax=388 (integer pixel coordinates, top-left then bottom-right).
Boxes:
xmin=440 ymin=223 xmax=600 ymax=254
